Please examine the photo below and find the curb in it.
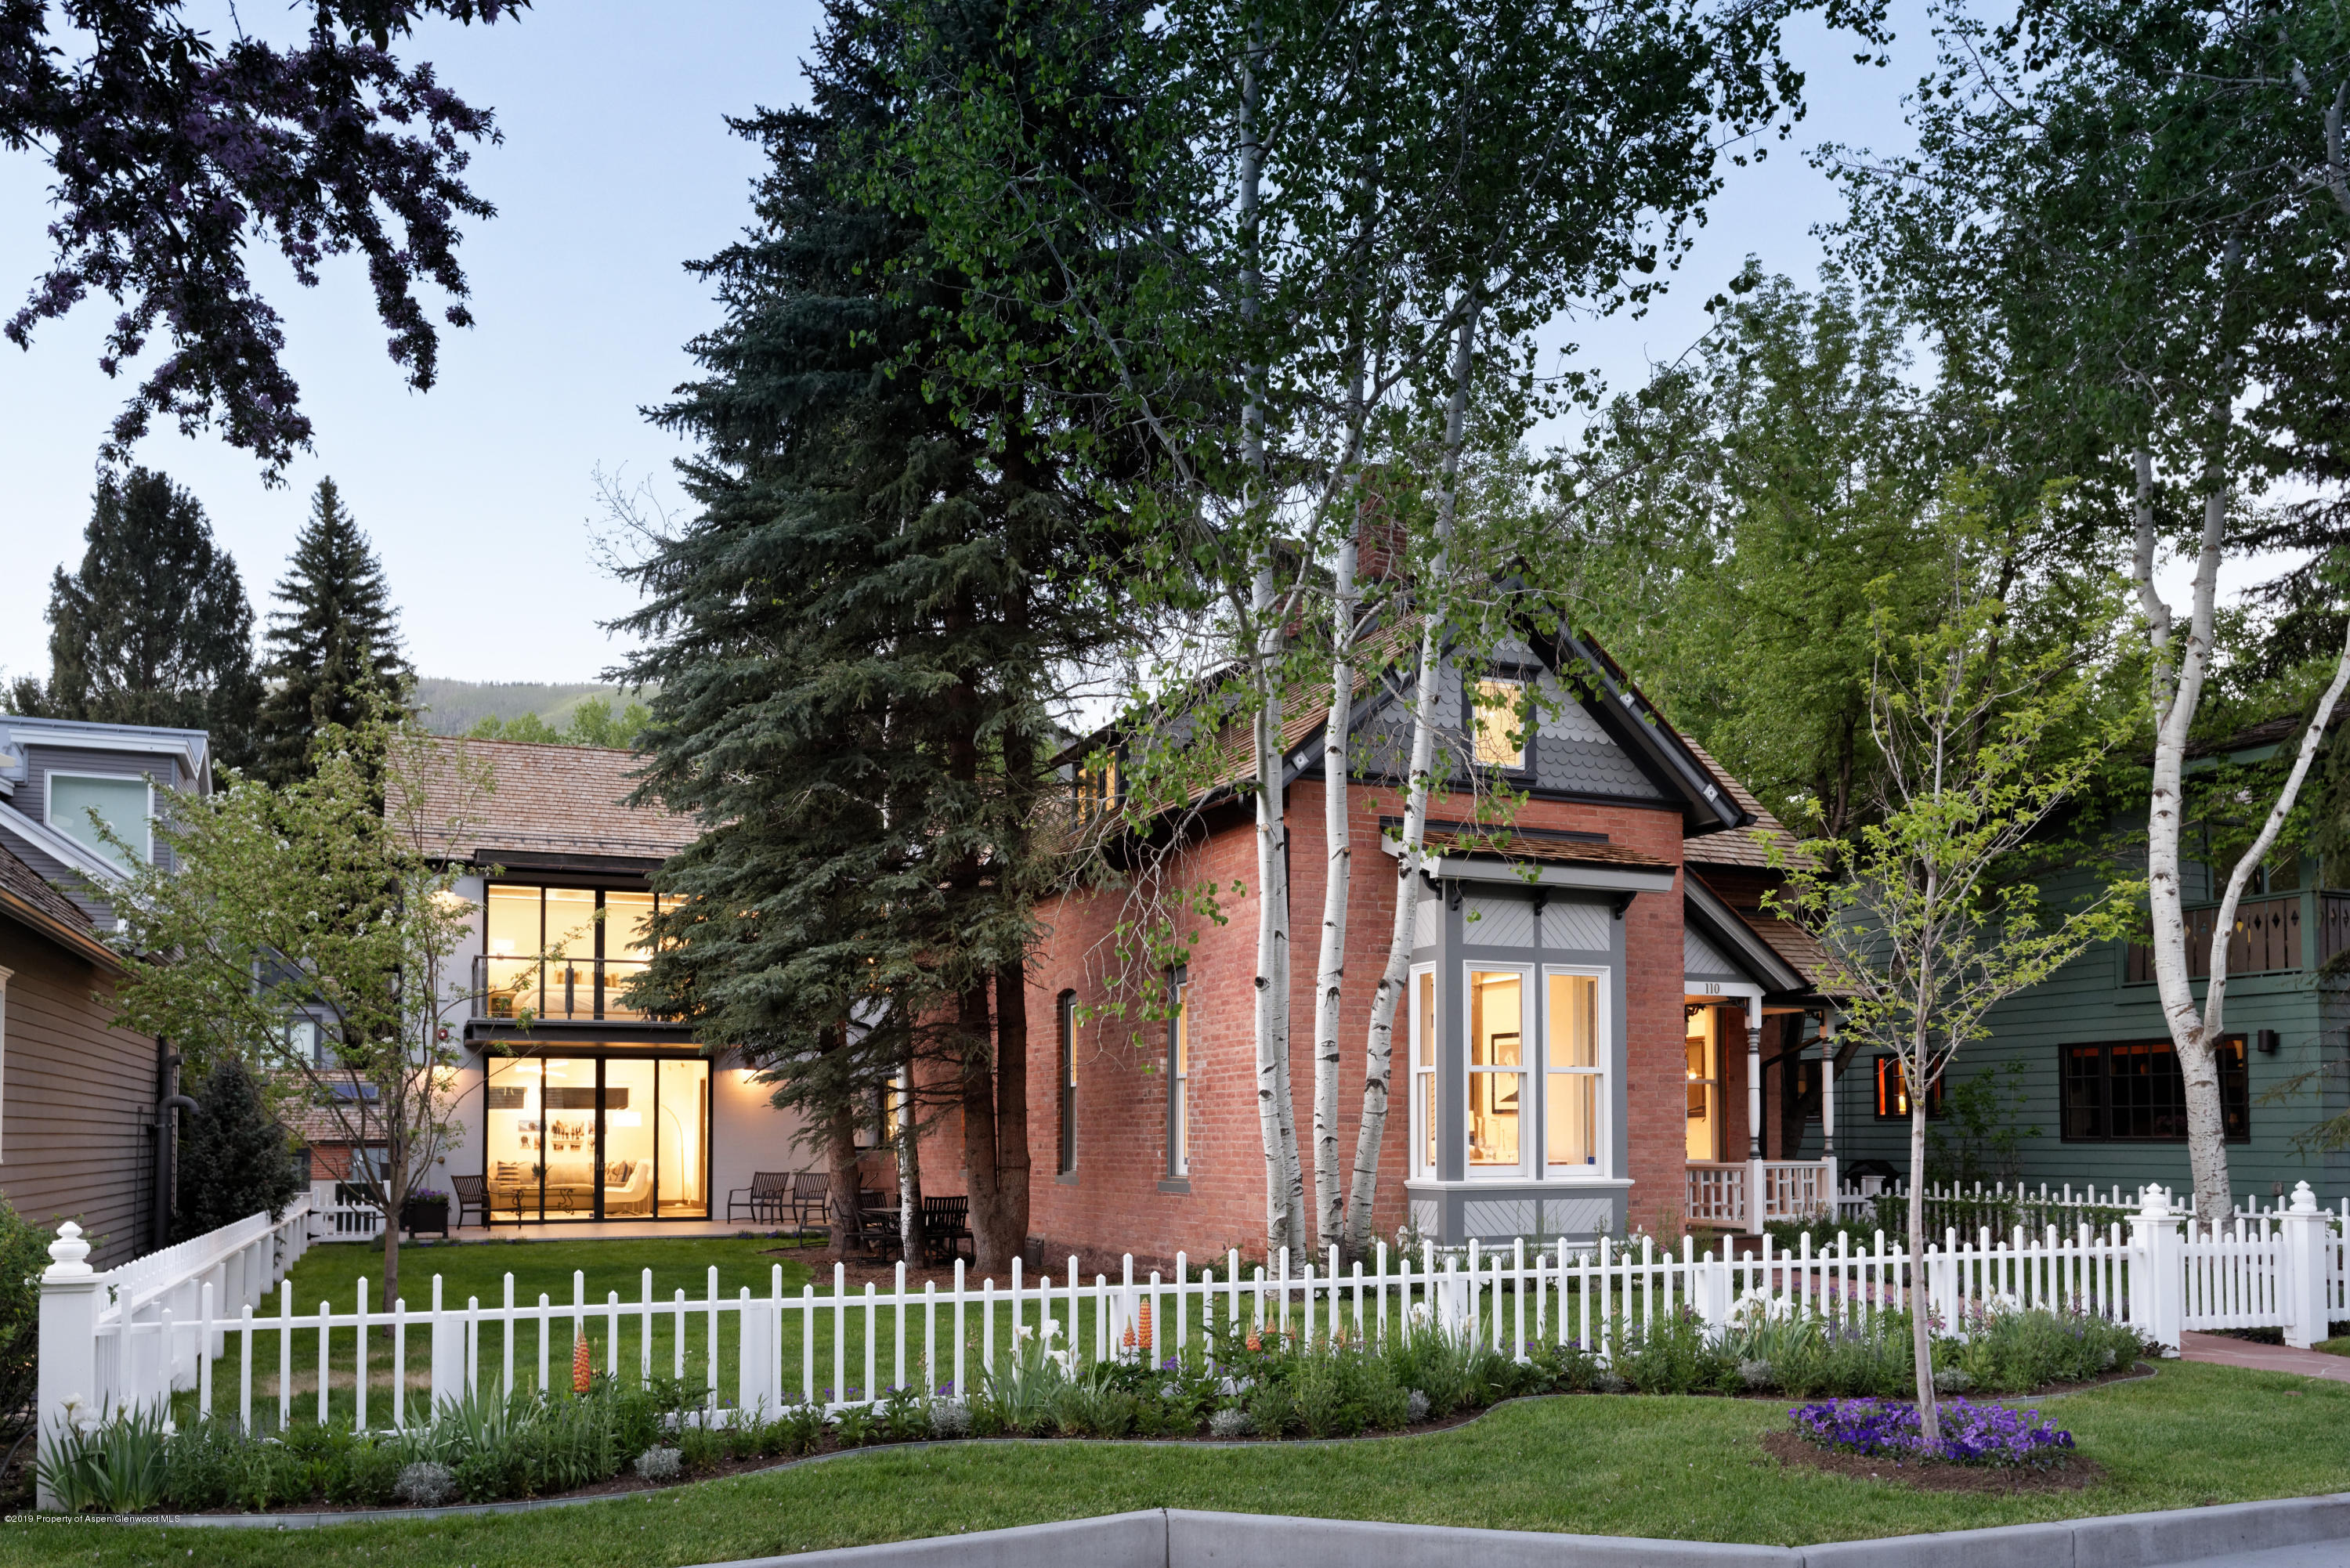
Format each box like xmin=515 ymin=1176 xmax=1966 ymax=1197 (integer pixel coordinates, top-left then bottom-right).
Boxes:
xmin=682 ymin=1496 xmax=2350 ymax=1568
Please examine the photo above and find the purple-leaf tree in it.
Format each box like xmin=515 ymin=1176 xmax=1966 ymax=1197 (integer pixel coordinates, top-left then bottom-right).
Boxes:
xmin=2 ymin=1 xmax=526 ymax=478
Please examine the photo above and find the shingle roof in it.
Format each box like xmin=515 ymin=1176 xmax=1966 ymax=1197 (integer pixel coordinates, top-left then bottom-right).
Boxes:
xmin=1677 ymin=738 xmax=1813 ymax=871
xmin=403 ymin=737 xmax=700 ymax=863
xmin=0 ymin=836 xmax=100 ymax=939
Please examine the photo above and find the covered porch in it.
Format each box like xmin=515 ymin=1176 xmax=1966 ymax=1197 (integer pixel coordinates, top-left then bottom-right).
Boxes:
xmin=1679 ymin=873 xmax=1841 ymax=1234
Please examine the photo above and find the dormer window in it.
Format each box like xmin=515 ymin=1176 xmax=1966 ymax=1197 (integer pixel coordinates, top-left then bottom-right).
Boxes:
xmin=1075 ymin=749 xmax=1121 ymax=818
xmin=49 ymin=774 xmax=152 ymax=872
xmin=1470 ymin=679 xmax=1528 ymax=770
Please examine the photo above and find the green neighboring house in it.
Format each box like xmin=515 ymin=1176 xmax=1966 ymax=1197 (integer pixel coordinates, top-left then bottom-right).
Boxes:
xmin=1795 ymin=721 xmax=2349 ymax=1209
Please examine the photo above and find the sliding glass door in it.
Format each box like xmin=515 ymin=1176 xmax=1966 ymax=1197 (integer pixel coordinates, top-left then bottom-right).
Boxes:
xmin=482 ymin=1055 xmax=710 ymax=1222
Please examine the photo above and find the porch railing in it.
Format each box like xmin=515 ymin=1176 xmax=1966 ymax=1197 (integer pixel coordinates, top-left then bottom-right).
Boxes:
xmin=1685 ymin=1159 xmax=1835 ymax=1230
xmin=2125 ymin=893 xmax=2311 ymax=982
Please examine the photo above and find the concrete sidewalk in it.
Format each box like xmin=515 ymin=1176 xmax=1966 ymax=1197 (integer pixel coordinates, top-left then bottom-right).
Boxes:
xmin=2182 ymin=1331 xmax=2350 ymax=1384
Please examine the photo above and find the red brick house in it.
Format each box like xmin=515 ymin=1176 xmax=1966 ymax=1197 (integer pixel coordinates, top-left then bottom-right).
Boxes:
xmin=1004 ymin=621 xmax=1834 ymax=1259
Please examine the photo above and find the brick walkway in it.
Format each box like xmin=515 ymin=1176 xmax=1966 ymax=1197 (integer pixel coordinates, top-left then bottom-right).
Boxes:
xmin=2180 ymin=1331 xmax=2350 ymax=1384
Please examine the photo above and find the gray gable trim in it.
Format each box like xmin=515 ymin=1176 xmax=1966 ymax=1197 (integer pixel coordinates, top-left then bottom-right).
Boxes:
xmin=1535 ymin=626 xmax=1746 ymax=833
xmin=1683 ymin=876 xmax=1808 ymax=994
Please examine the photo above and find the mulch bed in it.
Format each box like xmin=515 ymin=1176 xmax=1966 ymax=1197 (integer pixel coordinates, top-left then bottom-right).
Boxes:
xmin=1759 ymin=1428 xmax=2103 ymax=1493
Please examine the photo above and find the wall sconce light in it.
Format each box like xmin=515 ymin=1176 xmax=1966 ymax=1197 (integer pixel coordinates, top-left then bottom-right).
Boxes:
xmin=2256 ymin=1029 xmax=2280 ymax=1055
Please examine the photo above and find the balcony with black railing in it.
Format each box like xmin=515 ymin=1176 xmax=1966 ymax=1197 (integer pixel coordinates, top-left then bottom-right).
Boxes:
xmin=472 ymin=953 xmax=660 ymax=1023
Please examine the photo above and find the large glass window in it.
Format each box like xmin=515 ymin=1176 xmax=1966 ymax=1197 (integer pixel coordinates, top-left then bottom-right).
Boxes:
xmin=483 ymin=1054 xmax=707 ymax=1221
xmin=1167 ymin=972 xmax=1189 ymax=1176
xmin=1546 ymin=972 xmax=1603 ymax=1169
xmin=49 ymin=774 xmax=150 ymax=871
xmin=481 ymin=884 xmax=670 ymax=1022
xmin=2061 ymin=1037 xmax=2248 ymax=1143
xmin=657 ymin=1059 xmax=709 ymax=1216
xmin=1411 ymin=966 xmax=1437 ymax=1176
xmin=1467 ymin=969 xmax=1525 ymax=1169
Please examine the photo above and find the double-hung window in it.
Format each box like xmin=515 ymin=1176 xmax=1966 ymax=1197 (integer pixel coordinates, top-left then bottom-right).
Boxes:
xmin=1167 ymin=970 xmax=1189 ymax=1177
xmin=1409 ymin=966 xmax=1437 ymax=1176
xmin=1466 ymin=969 xmax=1526 ymax=1170
xmin=1056 ymin=991 xmax=1078 ymax=1175
xmin=1545 ymin=971 xmax=1603 ymax=1170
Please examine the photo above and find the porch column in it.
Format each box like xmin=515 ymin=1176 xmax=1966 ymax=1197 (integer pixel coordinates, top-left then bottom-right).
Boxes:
xmin=1817 ymin=1012 xmax=1838 ymax=1216
xmin=1744 ymin=997 xmax=1764 ymax=1235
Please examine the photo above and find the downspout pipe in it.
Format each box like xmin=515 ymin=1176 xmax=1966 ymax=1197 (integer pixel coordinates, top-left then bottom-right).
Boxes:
xmin=153 ymin=1041 xmax=200 ymax=1252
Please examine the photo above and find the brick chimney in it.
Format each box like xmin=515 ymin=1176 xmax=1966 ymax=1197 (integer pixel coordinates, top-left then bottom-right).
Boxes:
xmin=1354 ymin=470 xmax=1409 ymax=582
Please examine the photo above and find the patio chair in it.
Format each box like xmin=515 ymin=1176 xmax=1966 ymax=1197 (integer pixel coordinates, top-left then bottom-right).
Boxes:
xmin=451 ymin=1174 xmax=492 ymax=1229
xmin=920 ymin=1194 xmax=972 ymax=1265
xmin=728 ymin=1170 xmax=794 ymax=1225
xmin=840 ymin=1193 xmax=892 ymax=1259
xmin=787 ymin=1170 xmax=830 ymax=1231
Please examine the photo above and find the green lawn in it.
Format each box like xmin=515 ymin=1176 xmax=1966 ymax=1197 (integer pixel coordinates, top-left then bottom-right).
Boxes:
xmin=13 ymin=1361 xmax=2346 ymax=1567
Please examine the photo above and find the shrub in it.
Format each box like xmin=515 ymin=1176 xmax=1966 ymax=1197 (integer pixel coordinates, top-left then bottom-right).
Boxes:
xmin=829 ymin=1405 xmax=880 ymax=1448
xmin=1611 ymin=1307 xmax=1736 ymax=1396
xmin=676 ymin=1422 xmax=725 ymax=1472
xmin=1403 ymin=1389 xmax=1430 ymax=1424
xmin=1245 ymin=1378 xmax=1296 ymax=1439
xmin=927 ymin=1399 xmax=971 ymax=1440
xmin=1207 ymin=1406 xmax=1254 ymax=1439
xmin=173 ymin=1057 xmax=304 ymax=1242
xmin=632 ymin=1447 xmax=682 ymax=1483
xmin=1788 ymin=1396 xmax=2076 ymax=1468
xmin=0 ymin=1195 xmax=50 ymax=1425
xmin=393 ymin=1461 xmax=457 ymax=1507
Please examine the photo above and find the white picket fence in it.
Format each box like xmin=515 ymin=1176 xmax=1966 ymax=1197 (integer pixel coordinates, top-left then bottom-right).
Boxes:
xmin=32 ymin=1182 xmax=2348 ymax=1511
xmin=1838 ymin=1179 xmax=2350 ymax=1236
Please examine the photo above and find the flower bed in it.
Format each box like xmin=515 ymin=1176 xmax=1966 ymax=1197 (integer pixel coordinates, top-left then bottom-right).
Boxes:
xmin=1788 ymin=1396 xmax=2077 ymax=1467
xmin=36 ymin=1302 xmax=2142 ymax=1515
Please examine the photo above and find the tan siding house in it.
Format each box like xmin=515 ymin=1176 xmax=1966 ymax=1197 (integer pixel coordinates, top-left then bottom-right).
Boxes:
xmin=0 ymin=840 xmax=158 ymax=1268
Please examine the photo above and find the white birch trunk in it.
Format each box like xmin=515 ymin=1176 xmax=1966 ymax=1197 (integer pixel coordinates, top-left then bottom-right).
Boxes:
xmin=1340 ymin=308 xmax=1479 ymax=1258
xmin=1311 ymin=530 xmax=1357 ymax=1252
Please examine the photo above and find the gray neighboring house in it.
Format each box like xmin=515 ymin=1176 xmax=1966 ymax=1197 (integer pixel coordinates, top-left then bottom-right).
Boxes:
xmin=0 ymin=716 xmax=209 ymax=924
xmin=0 ymin=717 xmax=212 ymax=1264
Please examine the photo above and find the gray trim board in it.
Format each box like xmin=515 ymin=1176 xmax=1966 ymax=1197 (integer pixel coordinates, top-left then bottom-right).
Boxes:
xmin=1683 ymin=877 xmax=1807 ymax=994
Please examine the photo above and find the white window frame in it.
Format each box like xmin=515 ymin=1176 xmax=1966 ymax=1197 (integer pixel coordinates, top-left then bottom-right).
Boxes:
xmin=1542 ymin=964 xmax=1611 ymax=1179
xmin=45 ymin=771 xmax=153 ymax=871
xmin=1462 ymin=963 xmax=1532 ymax=1180
xmin=1408 ymin=963 xmax=1437 ymax=1178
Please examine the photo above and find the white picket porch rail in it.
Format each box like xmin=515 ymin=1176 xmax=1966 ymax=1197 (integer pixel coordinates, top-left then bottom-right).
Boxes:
xmin=32 ymin=1181 xmax=2347 ymax=1511
xmin=1685 ymin=1159 xmax=1835 ymax=1228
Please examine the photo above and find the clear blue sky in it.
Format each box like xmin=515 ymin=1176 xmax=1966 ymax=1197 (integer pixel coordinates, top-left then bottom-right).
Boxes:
xmin=1 ymin=2 xmax=1954 ymax=688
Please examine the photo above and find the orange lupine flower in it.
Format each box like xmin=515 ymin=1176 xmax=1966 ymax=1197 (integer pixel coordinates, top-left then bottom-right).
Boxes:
xmin=573 ymin=1335 xmax=591 ymax=1393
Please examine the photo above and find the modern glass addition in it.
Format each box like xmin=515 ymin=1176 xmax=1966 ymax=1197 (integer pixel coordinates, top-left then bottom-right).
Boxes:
xmin=483 ymin=1054 xmax=710 ymax=1221
xmin=49 ymin=773 xmax=151 ymax=871
xmin=483 ymin=883 xmax=668 ymax=1021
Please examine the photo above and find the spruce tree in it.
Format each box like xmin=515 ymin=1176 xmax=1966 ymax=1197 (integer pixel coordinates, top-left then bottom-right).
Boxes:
xmin=254 ymin=479 xmax=414 ymax=784
xmin=9 ymin=468 xmax=262 ymax=770
xmin=172 ymin=1057 xmax=305 ymax=1241
xmin=619 ymin=0 xmax=1133 ymax=1270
